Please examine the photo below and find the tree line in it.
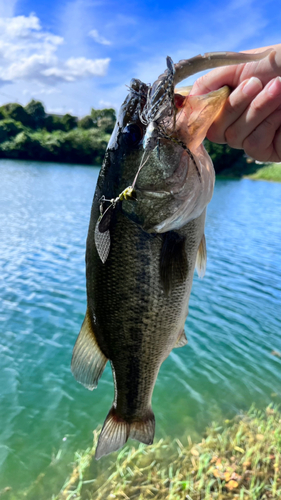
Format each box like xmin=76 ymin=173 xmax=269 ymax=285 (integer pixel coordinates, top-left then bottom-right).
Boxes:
xmin=0 ymin=99 xmax=247 ymax=171
xmin=0 ymin=100 xmax=116 ymax=165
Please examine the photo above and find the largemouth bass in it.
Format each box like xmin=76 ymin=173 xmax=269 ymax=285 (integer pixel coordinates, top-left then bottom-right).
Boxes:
xmin=72 ymin=49 xmax=272 ymax=459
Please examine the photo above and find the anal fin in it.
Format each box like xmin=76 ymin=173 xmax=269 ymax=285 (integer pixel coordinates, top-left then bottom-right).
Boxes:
xmin=71 ymin=308 xmax=108 ymax=390
xmin=195 ymin=233 xmax=207 ymax=278
xmin=95 ymin=407 xmax=129 ymax=460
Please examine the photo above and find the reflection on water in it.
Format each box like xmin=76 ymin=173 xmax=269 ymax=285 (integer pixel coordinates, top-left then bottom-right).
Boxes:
xmin=0 ymin=160 xmax=280 ymax=497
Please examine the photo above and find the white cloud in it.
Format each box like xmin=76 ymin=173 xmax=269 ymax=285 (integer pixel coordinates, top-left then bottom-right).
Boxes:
xmin=22 ymin=87 xmax=62 ymax=96
xmin=41 ymin=57 xmax=110 ymax=82
xmin=99 ymin=99 xmax=114 ymax=108
xmin=0 ymin=13 xmax=110 ymax=85
xmin=0 ymin=13 xmax=40 ymax=37
xmin=48 ymin=106 xmax=75 ymax=115
xmin=88 ymin=29 xmax=111 ymax=46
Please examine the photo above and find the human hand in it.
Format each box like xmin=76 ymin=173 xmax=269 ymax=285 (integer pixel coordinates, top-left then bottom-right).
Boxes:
xmin=190 ymin=44 xmax=281 ymax=162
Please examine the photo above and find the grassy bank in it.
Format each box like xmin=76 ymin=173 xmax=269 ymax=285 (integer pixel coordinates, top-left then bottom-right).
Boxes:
xmin=47 ymin=406 xmax=281 ymax=500
xmin=245 ymin=163 xmax=281 ymax=182
xmin=205 ymin=140 xmax=281 ymax=182
xmin=216 ymin=161 xmax=281 ymax=182
xmin=2 ymin=406 xmax=281 ymax=499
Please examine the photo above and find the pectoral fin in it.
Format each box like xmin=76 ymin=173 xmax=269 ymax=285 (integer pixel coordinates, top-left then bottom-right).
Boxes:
xmin=174 ymin=329 xmax=188 ymax=348
xmin=160 ymin=231 xmax=188 ymax=295
xmin=195 ymin=234 xmax=207 ymax=278
xmin=71 ymin=309 xmax=108 ymax=390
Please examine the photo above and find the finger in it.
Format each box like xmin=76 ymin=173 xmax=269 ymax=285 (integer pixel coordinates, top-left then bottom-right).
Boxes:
xmin=242 ymin=106 xmax=281 ymax=162
xmin=190 ymin=64 xmax=244 ymax=96
xmin=206 ymin=77 xmax=263 ymax=144
xmin=224 ymin=76 xmax=281 ymax=149
xmin=272 ymin=125 xmax=281 ymax=163
xmin=190 ymin=44 xmax=281 ymax=96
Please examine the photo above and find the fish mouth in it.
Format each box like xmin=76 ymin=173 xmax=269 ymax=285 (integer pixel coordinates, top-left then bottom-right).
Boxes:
xmin=129 ymin=49 xmax=273 ymax=203
xmin=140 ymin=49 xmax=272 ymax=153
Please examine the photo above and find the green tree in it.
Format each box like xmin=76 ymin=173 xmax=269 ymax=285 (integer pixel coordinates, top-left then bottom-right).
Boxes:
xmin=0 ymin=131 xmax=43 ymax=159
xmin=44 ymin=115 xmax=65 ymax=132
xmin=204 ymin=139 xmax=245 ymax=174
xmin=0 ymin=102 xmax=115 ymax=164
xmin=25 ymin=100 xmax=46 ymax=129
xmin=78 ymin=115 xmax=94 ymax=129
xmin=0 ymin=119 xmax=24 ymax=142
xmin=62 ymin=113 xmax=77 ymax=132
xmin=2 ymin=103 xmax=32 ymax=127
xmin=91 ymin=108 xmax=116 ymax=134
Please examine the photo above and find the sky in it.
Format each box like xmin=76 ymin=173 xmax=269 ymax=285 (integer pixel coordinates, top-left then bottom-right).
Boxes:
xmin=0 ymin=0 xmax=279 ymax=117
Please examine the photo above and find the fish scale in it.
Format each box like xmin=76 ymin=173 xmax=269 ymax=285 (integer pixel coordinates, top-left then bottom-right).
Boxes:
xmin=88 ymin=211 xmax=203 ymax=418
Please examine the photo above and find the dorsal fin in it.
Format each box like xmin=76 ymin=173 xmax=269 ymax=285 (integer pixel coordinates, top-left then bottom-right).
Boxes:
xmin=195 ymin=234 xmax=207 ymax=278
xmin=160 ymin=231 xmax=188 ymax=296
xmin=71 ymin=309 xmax=108 ymax=390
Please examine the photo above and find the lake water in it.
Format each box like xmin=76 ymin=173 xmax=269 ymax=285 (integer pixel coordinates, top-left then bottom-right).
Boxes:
xmin=0 ymin=160 xmax=281 ymax=498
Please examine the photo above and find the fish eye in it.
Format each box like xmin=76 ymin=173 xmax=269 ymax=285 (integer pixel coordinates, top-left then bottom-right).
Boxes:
xmin=123 ymin=123 xmax=143 ymax=147
xmin=130 ymin=78 xmax=140 ymax=91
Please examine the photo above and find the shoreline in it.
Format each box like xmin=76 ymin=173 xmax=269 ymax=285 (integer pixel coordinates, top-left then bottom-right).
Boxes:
xmin=8 ymin=406 xmax=280 ymax=500
xmin=55 ymin=406 xmax=281 ymax=500
xmin=1 ymin=157 xmax=280 ymax=183
xmin=216 ymin=162 xmax=281 ymax=183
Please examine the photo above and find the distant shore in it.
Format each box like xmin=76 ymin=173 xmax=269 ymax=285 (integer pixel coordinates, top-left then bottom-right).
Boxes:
xmin=0 ymin=99 xmax=279 ymax=182
xmin=0 ymin=100 xmax=115 ymax=166
xmin=205 ymin=140 xmax=281 ymax=182
xmin=216 ymin=161 xmax=281 ymax=183
xmin=244 ymin=163 xmax=281 ymax=182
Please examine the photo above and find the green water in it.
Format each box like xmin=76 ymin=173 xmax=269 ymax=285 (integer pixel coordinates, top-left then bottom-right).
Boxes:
xmin=0 ymin=160 xmax=280 ymax=498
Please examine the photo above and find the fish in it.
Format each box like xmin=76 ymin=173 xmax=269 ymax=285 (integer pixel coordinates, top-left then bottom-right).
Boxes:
xmin=71 ymin=49 xmax=272 ymax=460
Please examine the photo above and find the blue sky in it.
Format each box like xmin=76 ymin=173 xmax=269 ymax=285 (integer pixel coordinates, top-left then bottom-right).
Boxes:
xmin=0 ymin=0 xmax=279 ymax=116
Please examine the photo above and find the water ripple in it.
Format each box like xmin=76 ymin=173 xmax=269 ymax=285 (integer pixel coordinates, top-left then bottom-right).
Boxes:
xmin=0 ymin=163 xmax=280 ymax=495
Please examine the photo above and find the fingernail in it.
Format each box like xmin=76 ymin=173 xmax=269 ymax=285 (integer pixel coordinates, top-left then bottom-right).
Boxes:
xmin=267 ymin=76 xmax=281 ymax=96
xmin=242 ymin=77 xmax=263 ymax=97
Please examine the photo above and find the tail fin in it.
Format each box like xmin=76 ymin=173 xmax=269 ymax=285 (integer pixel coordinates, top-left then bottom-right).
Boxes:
xmin=95 ymin=406 xmax=155 ymax=460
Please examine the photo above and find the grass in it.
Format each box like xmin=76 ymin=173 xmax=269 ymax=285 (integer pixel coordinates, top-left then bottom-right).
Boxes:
xmin=216 ymin=161 xmax=281 ymax=182
xmin=50 ymin=405 xmax=281 ymax=500
xmin=245 ymin=163 xmax=281 ymax=182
